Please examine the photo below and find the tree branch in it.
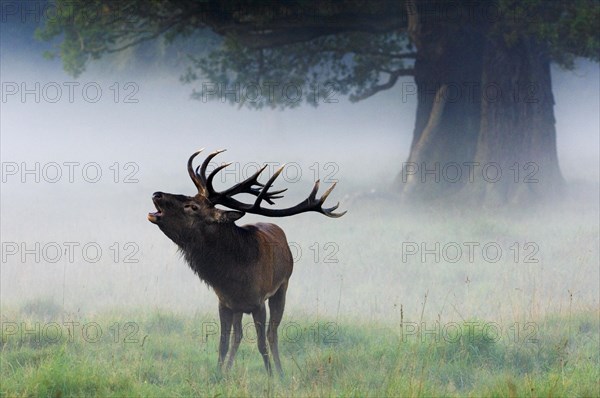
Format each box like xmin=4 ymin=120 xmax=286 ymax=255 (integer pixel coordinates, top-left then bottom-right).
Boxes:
xmin=406 ymin=0 xmax=421 ymax=49
xmin=316 ymin=47 xmax=416 ymax=60
xmin=362 ymin=52 xmax=416 ymax=59
xmin=350 ymin=68 xmax=415 ymax=101
xmin=208 ymin=11 xmax=408 ymax=49
xmin=105 ymin=18 xmax=187 ymax=53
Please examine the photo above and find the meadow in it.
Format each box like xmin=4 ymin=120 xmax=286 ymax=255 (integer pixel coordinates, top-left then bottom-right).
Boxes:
xmin=1 ymin=303 xmax=598 ymax=397
xmin=1 ymin=182 xmax=599 ymax=397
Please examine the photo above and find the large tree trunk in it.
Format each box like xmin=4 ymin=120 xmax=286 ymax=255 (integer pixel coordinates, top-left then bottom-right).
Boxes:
xmin=471 ymin=36 xmax=564 ymax=205
xmin=395 ymin=1 xmax=486 ymax=200
xmin=396 ymin=2 xmax=564 ymax=205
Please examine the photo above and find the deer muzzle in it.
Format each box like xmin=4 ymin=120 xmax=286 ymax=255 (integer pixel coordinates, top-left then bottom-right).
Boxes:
xmin=148 ymin=192 xmax=164 ymax=223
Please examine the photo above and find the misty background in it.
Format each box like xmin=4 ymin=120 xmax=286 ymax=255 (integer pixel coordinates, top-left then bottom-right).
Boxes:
xmin=1 ymin=17 xmax=598 ymax=325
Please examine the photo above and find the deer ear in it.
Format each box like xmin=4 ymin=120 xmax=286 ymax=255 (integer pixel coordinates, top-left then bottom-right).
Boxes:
xmin=219 ymin=210 xmax=245 ymax=223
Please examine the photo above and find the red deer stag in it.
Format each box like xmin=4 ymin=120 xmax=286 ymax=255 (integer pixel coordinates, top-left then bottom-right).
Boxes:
xmin=147 ymin=149 xmax=345 ymax=376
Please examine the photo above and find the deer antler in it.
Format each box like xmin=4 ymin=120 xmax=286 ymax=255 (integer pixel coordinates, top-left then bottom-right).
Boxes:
xmin=187 ymin=150 xmax=346 ymax=218
xmin=188 ymin=149 xmax=207 ymax=195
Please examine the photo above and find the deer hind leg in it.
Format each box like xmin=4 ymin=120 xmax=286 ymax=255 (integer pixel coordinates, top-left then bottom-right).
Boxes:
xmin=218 ymin=303 xmax=233 ymax=371
xmin=252 ymin=303 xmax=272 ymax=376
xmin=268 ymin=281 xmax=288 ymax=377
xmin=226 ymin=312 xmax=243 ymax=370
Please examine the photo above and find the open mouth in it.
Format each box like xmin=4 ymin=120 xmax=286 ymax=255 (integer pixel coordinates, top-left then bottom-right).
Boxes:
xmin=148 ymin=198 xmax=163 ymax=223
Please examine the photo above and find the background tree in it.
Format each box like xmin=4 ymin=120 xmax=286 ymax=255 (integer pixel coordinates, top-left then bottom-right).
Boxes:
xmin=37 ymin=0 xmax=599 ymax=205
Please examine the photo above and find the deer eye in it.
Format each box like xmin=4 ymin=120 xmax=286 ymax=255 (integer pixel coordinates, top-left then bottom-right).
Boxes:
xmin=184 ymin=204 xmax=199 ymax=211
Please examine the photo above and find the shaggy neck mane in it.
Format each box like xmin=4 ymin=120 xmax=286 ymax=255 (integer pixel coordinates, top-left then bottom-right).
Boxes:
xmin=178 ymin=223 xmax=259 ymax=287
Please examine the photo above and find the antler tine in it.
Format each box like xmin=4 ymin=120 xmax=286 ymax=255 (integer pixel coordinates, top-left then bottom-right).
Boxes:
xmin=253 ymin=164 xmax=285 ymax=209
xmin=308 ymin=180 xmax=321 ymax=201
xmin=188 ymin=149 xmax=206 ymax=194
xmin=317 ymin=181 xmax=347 ymax=217
xmin=206 ymin=162 xmax=232 ymax=191
xmin=319 ymin=181 xmax=337 ymax=204
xmin=263 ymin=188 xmax=288 ymax=202
xmin=321 ymin=202 xmax=347 ymax=218
xmin=199 ymin=149 xmax=227 ymax=188
xmin=219 ymin=164 xmax=268 ymax=198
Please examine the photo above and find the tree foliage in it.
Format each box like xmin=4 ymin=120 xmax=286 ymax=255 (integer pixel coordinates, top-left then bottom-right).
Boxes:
xmin=497 ymin=0 xmax=599 ymax=68
xmin=37 ymin=0 xmax=599 ymax=109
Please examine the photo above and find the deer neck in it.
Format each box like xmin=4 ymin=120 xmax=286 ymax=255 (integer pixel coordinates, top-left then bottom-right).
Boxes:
xmin=179 ymin=223 xmax=259 ymax=286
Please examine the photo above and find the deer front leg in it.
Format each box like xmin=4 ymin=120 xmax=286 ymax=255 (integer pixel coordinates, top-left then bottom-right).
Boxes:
xmin=218 ymin=303 xmax=233 ymax=371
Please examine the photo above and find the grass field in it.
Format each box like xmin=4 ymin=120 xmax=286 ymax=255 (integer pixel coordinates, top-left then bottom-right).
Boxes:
xmin=1 ymin=302 xmax=598 ymax=397
xmin=1 ymin=186 xmax=599 ymax=397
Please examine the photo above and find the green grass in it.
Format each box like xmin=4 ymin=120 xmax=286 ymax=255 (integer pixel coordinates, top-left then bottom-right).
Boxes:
xmin=1 ymin=308 xmax=598 ymax=397
xmin=2 ymin=191 xmax=598 ymax=396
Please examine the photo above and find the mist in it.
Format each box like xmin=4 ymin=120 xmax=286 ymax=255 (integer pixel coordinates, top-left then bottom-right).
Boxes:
xmin=2 ymin=3 xmax=599 ymax=395
xmin=1 ymin=35 xmax=598 ymax=326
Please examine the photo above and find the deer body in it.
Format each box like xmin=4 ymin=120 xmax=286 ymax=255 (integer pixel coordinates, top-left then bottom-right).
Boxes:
xmin=149 ymin=149 xmax=344 ymax=376
xmin=182 ymin=222 xmax=293 ymax=312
